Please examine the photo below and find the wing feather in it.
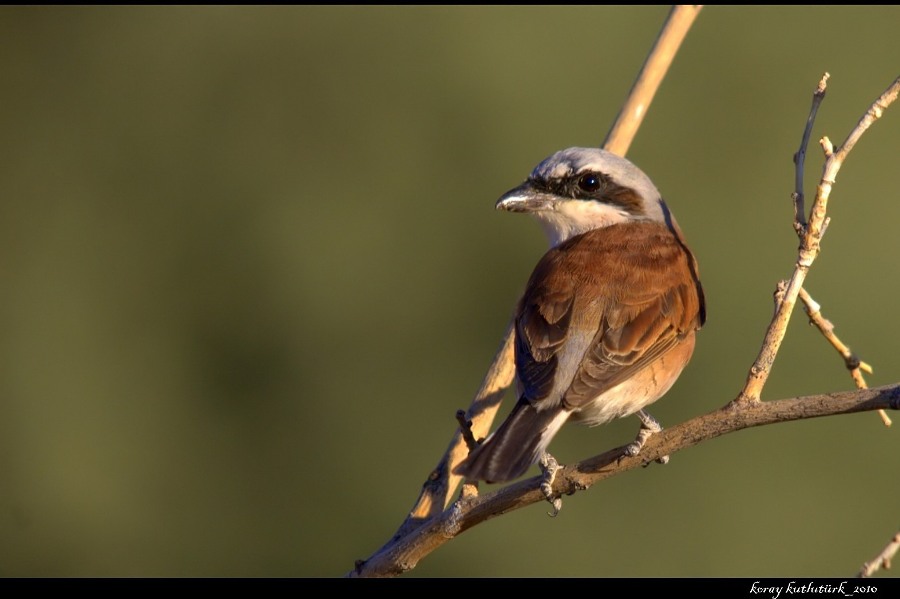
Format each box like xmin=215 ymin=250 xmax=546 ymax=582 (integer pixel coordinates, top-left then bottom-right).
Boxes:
xmin=513 ymin=220 xmax=703 ymax=411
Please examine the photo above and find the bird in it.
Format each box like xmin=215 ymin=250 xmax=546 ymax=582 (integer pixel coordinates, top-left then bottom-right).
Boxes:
xmin=455 ymin=147 xmax=705 ymax=484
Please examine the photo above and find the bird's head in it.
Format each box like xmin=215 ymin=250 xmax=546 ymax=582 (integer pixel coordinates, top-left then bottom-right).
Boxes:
xmin=496 ymin=147 xmax=670 ymax=247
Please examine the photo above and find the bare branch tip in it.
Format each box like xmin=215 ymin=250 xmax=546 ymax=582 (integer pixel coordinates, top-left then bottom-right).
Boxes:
xmin=816 ymin=72 xmax=830 ymax=94
xmin=858 ymin=530 xmax=900 ymax=577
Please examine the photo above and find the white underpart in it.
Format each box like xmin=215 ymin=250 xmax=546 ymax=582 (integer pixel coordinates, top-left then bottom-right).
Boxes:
xmin=534 ymin=315 xmax=685 ymax=428
xmin=576 ymin=353 xmax=689 ymax=427
xmin=537 ymin=199 xmax=633 ymax=247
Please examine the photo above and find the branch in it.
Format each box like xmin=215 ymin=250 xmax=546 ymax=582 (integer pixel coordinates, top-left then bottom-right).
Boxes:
xmin=353 ymin=384 xmax=900 ymax=577
xmin=798 ymin=281 xmax=900 ymax=577
xmin=604 ymin=5 xmax=703 ymax=156
xmin=734 ymin=74 xmax=900 ymax=405
xmin=858 ymin=530 xmax=900 ymax=578
xmin=791 ymin=74 xmax=829 ymax=235
xmin=798 ymin=287 xmax=891 ymax=426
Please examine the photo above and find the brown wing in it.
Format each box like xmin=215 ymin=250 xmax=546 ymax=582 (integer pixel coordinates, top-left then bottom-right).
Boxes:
xmin=514 ymin=220 xmax=703 ymax=409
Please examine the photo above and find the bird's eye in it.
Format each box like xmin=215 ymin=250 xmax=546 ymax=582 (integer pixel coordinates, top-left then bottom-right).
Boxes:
xmin=577 ymin=173 xmax=601 ymax=192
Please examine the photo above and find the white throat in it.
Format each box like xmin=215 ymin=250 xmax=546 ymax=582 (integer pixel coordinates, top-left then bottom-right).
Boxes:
xmin=536 ymin=201 xmax=634 ymax=247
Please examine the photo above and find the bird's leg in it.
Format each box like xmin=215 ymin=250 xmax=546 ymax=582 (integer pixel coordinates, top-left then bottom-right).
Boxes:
xmin=538 ymin=452 xmax=563 ymax=517
xmin=624 ymin=409 xmax=669 ymax=465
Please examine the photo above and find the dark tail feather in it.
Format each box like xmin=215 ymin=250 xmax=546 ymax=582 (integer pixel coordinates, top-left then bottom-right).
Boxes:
xmin=454 ymin=398 xmax=568 ymax=483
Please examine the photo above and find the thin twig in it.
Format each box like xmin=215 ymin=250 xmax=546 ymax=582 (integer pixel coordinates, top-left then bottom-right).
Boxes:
xmin=454 ymin=410 xmax=479 ymax=451
xmin=858 ymin=531 xmax=900 ymax=578
xmin=798 ymin=288 xmax=872 ymax=374
xmin=832 ymin=75 xmax=900 ymax=164
xmin=798 ymin=287 xmax=890 ymax=426
xmin=734 ymin=74 xmax=900 ymax=405
xmin=792 ymin=73 xmax=829 ymax=235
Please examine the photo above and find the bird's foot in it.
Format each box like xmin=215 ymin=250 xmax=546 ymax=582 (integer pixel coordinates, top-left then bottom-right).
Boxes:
xmin=538 ymin=452 xmax=563 ymax=517
xmin=624 ymin=410 xmax=669 ymax=465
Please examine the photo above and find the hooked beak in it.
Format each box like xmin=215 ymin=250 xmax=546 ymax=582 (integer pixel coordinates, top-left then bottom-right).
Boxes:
xmin=495 ymin=181 xmax=557 ymax=213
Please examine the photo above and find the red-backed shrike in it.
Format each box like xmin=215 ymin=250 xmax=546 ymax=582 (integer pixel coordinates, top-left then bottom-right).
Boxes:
xmin=456 ymin=147 xmax=705 ymax=483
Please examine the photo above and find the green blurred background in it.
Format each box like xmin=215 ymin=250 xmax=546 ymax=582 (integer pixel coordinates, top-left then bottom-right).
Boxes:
xmin=0 ymin=6 xmax=897 ymax=577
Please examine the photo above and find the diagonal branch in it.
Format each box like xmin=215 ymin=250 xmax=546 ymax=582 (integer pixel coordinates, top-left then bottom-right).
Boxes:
xmin=604 ymin=5 xmax=703 ymax=156
xmin=858 ymin=530 xmax=900 ymax=578
xmin=798 ymin=287 xmax=891 ymax=426
xmin=352 ymin=384 xmax=900 ymax=577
